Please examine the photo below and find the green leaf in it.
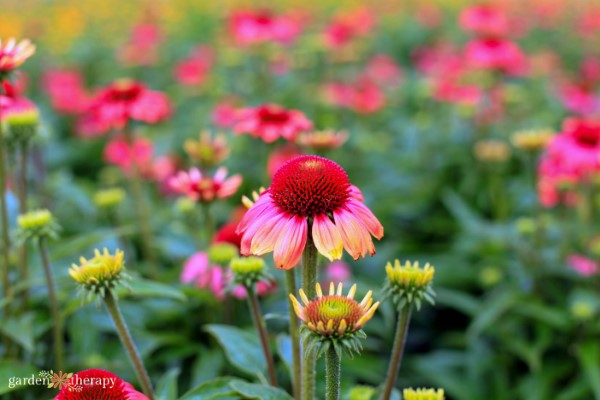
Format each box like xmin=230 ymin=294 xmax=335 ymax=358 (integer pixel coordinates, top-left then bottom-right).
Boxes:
xmin=229 ymin=381 xmax=293 ymax=400
xmin=468 ymin=290 xmax=520 ymax=337
xmin=118 ymin=278 xmax=187 ymax=302
xmin=436 ymin=288 xmax=479 ymax=316
xmin=0 ymin=361 xmax=39 ymax=395
xmin=276 ymin=334 xmax=292 ymax=373
xmin=576 ymin=341 xmax=600 ymax=399
xmin=179 ymin=377 xmax=241 ymax=400
xmin=0 ymin=313 xmax=35 ymax=353
xmin=205 ymin=325 xmax=266 ymax=378
xmin=156 ymin=368 xmax=180 ymax=400
xmin=189 ymin=347 xmax=226 ymax=388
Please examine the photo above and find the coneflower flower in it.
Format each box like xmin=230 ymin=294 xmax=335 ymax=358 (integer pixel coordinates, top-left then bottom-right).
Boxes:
xmin=236 ymin=155 xmax=383 ymax=270
xmin=54 ymin=368 xmax=148 ymax=400
xmin=169 ymin=167 xmax=242 ymax=203
xmin=16 ymin=209 xmax=60 ymax=242
xmin=93 ymin=188 xmax=126 ymax=210
xmin=290 ymin=282 xmax=379 ymax=356
xmin=402 ymin=388 xmax=445 ymax=400
xmin=184 ymin=130 xmax=230 ymax=168
xmin=70 ymin=248 xmax=128 ymax=300
xmin=291 ymin=282 xmax=379 ymax=400
xmin=384 ymin=260 xmax=436 ymax=310
xmin=0 ymin=38 xmax=35 ymax=74
xmin=86 ymin=78 xmax=171 ymax=131
xmin=233 ymin=104 xmax=312 ymax=143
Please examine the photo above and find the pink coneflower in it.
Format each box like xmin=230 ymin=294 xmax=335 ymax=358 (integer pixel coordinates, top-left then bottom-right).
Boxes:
xmin=104 ymin=136 xmax=154 ymax=175
xmin=231 ymin=278 xmax=278 ymax=299
xmin=87 ymin=79 xmax=171 ymax=131
xmin=322 ymin=260 xmax=352 ymax=286
xmin=296 ymin=130 xmax=348 ymax=150
xmin=0 ymin=81 xmax=37 ymax=120
xmin=236 ymin=155 xmax=383 ymax=270
xmin=567 ymin=255 xmax=598 ymax=277
xmin=459 ymin=5 xmax=509 ymax=38
xmin=169 ymin=167 xmax=242 ymax=202
xmin=233 ymin=104 xmax=312 ymax=143
xmin=174 ymin=45 xmax=214 ymax=86
xmin=229 ymin=10 xmax=302 ymax=45
xmin=464 ymin=38 xmax=527 ymax=76
xmin=42 ymin=69 xmax=91 ymax=114
xmin=0 ymin=38 xmax=35 ymax=73
xmin=54 ymin=368 xmax=148 ymax=400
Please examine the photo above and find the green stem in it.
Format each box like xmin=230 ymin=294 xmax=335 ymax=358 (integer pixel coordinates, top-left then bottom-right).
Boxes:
xmin=301 ymin=236 xmax=318 ymax=400
xmin=247 ymin=285 xmax=278 ymax=386
xmin=285 ymin=269 xmax=301 ymax=400
xmin=201 ymin=203 xmax=214 ymax=246
xmin=381 ymin=306 xmax=413 ymax=400
xmin=39 ymin=237 xmax=64 ymax=371
xmin=18 ymin=143 xmax=29 ymax=309
xmin=103 ymin=291 xmax=154 ymax=399
xmin=0 ymin=91 xmax=14 ymax=355
xmin=123 ymin=130 xmax=157 ymax=277
xmin=325 ymin=345 xmax=341 ymax=400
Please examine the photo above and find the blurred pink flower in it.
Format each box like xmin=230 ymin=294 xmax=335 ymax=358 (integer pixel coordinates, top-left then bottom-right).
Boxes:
xmin=117 ymin=22 xmax=163 ymax=66
xmin=324 ymin=8 xmax=375 ymax=48
xmin=234 ymin=104 xmax=312 ymax=143
xmin=567 ymin=255 xmax=599 ymax=276
xmin=324 ymin=78 xmax=385 ymax=114
xmin=169 ymin=167 xmax=242 ymax=202
xmin=363 ymin=54 xmax=402 ymax=86
xmin=231 ymin=278 xmax=278 ymax=300
xmin=267 ymin=144 xmax=302 ymax=178
xmin=86 ymin=79 xmax=171 ymax=132
xmin=459 ymin=5 xmax=509 ymax=38
xmin=174 ymin=45 xmax=214 ymax=86
xmin=229 ymin=10 xmax=301 ymax=45
xmin=212 ymin=99 xmax=240 ymax=128
xmin=42 ymin=69 xmax=91 ymax=114
xmin=559 ymin=83 xmax=600 ymax=116
xmin=464 ymin=38 xmax=527 ymax=76
xmin=181 ymin=252 xmax=226 ymax=300
xmin=0 ymin=81 xmax=37 ymax=120
xmin=103 ymin=136 xmax=154 ymax=175
xmin=322 ymin=260 xmax=352 ymax=286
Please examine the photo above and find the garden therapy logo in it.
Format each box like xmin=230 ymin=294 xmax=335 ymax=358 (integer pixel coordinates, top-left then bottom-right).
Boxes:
xmin=8 ymin=370 xmax=118 ymax=392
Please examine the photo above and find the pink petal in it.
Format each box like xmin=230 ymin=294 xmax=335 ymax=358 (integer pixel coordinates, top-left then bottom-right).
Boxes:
xmin=345 ymin=198 xmax=384 ymax=239
xmin=273 ymin=216 xmax=307 ymax=269
xmin=312 ymin=214 xmax=344 ymax=261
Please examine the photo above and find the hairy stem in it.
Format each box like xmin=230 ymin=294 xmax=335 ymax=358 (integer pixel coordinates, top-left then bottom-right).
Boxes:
xmin=325 ymin=346 xmax=341 ymax=400
xmin=381 ymin=306 xmax=413 ymax=400
xmin=285 ymin=269 xmax=301 ymax=399
xmin=301 ymin=236 xmax=318 ymax=400
xmin=247 ymin=285 xmax=278 ymax=386
xmin=39 ymin=238 xmax=64 ymax=371
xmin=103 ymin=291 xmax=154 ymax=399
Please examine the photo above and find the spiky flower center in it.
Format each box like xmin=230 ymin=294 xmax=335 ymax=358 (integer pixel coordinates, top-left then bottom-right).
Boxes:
xmin=269 ymin=155 xmax=350 ymax=217
xmin=306 ymin=295 xmax=362 ymax=332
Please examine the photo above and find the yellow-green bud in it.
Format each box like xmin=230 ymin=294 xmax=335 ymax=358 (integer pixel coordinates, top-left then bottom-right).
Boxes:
xmin=384 ymin=260 xmax=436 ymax=310
xmin=229 ymin=256 xmax=267 ymax=288
xmin=479 ymin=267 xmax=503 ymax=287
xmin=208 ymin=243 xmax=238 ymax=265
xmin=175 ymin=197 xmax=196 ymax=214
xmin=93 ymin=188 xmax=126 ymax=209
xmin=403 ymin=388 xmax=445 ymax=400
xmin=348 ymin=385 xmax=375 ymax=400
xmin=70 ymin=248 xmax=128 ymax=300
xmin=16 ymin=209 xmax=60 ymax=241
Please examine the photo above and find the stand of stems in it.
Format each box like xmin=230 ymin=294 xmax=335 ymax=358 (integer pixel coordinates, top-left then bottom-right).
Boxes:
xmin=381 ymin=306 xmax=413 ymax=400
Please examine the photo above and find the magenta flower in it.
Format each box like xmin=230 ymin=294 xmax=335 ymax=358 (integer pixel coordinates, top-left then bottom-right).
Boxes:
xmin=103 ymin=136 xmax=154 ymax=175
xmin=236 ymin=155 xmax=383 ymax=270
xmin=464 ymin=38 xmax=527 ymax=76
xmin=459 ymin=5 xmax=509 ymax=38
xmin=181 ymin=252 xmax=226 ymax=300
xmin=174 ymin=46 xmax=214 ymax=86
xmin=567 ymin=255 xmax=599 ymax=277
xmin=54 ymin=368 xmax=148 ymax=400
xmin=169 ymin=167 xmax=242 ymax=203
xmin=234 ymin=104 xmax=312 ymax=143
xmin=86 ymin=79 xmax=171 ymax=131
xmin=42 ymin=69 xmax=91 ymax=114
xmin=229 ymin=10 xmax=302 ymax=45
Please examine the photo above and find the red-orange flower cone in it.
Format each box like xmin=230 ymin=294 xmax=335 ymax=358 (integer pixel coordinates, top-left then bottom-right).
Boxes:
xmin=236 ymin=155 xmax=384 ymax=270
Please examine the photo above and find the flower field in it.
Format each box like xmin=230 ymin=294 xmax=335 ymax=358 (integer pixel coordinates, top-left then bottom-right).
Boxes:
xmin=2 ymin=0 xmax=600 ymax=399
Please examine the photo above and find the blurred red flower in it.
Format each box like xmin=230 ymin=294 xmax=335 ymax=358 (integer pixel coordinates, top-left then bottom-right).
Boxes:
xmin=234 ymin=104 xmax=312 ymax=143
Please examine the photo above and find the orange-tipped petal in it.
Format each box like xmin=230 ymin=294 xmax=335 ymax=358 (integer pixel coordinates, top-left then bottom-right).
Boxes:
xmin=312 ymin=214 xmax=344 ymax=261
